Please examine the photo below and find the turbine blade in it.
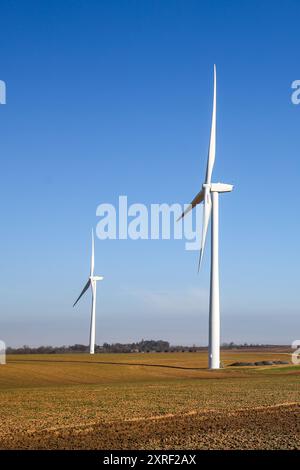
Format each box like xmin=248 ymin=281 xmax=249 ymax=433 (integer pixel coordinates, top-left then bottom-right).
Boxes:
xmin=205 ymin=65 xmax=217 ymax=184
xmin=177 ymin=188 xmax=205 ymax=222
xmin=73 ymin=279 xmax=91 ymax=307
xmin=90 ymin=229 xmax=94 ymax=277
xmin=198 ymin=189 xmax=212 ymax=271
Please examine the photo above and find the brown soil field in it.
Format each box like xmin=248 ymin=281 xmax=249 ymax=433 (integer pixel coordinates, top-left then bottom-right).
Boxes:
xmin=0 ymin=351 xmax=299 ymax=449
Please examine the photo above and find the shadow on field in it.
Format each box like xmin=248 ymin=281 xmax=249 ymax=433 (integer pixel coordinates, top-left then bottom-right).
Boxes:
xmin=9 ymin=358 xmax=205 ymax=371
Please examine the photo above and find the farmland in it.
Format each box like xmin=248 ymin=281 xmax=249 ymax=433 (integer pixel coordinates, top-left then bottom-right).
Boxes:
xmin=0 ymin=350 xmax=299 ymax=449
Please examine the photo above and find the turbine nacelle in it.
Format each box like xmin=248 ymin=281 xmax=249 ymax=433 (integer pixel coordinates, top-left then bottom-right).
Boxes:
xmin=204 ymin=183 xmax=233 ymax=193
xmin=90 ymin=276 xmax=104 ymax=282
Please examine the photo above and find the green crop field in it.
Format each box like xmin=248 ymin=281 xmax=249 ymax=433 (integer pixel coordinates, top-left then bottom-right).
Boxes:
xmin=0 ymin=351 xmax=299 ymax=449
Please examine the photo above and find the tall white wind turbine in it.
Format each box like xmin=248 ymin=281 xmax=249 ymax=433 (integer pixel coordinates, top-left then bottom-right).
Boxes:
xmin=73 ymin=230 xmax=104 ymax=354
xmin=178 ymin=65 xmax=233 ymax=369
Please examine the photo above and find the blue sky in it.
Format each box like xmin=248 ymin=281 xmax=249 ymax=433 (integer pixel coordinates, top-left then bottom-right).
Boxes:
xmin=0 ymin=0 xmax=299 ymax=346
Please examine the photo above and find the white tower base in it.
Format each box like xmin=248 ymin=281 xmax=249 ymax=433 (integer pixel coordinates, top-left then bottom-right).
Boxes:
xmin=89 ymin=282 xmax=96 ymax=355
xmin=209 ymin=190 xmax=220 ymax=369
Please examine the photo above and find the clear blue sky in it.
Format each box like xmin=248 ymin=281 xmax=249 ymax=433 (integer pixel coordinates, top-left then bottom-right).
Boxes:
xmin=0 ymin=0 xmax=299 ymax=347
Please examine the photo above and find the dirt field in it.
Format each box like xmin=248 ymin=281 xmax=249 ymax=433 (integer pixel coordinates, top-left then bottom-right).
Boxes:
xmin=0 ymin=350 xmax=299 ymax=449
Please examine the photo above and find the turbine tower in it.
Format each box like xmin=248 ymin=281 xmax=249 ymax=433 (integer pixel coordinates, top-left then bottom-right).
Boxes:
xmin=178 ymin=65 xmax=233 ymax=369
xmin=73 ymin=230 xmax=104 ymax=354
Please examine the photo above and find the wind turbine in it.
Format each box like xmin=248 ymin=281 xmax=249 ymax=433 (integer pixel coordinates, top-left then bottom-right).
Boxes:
xmin=178 ymin=65 xmax=233 ymax=369
xmin=73 ymin=230 xmax=104 ymax=354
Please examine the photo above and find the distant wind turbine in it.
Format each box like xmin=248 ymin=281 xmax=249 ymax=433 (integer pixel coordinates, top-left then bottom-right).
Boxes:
xmin=178 ymin=65 xmax=233 ymax=369
xmin=73 ymin=230 xmax=104 ymax=354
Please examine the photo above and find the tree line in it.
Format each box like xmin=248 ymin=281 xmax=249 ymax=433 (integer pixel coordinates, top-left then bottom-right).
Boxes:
xmin=6 ymin=341 xmax=284 ymax=354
